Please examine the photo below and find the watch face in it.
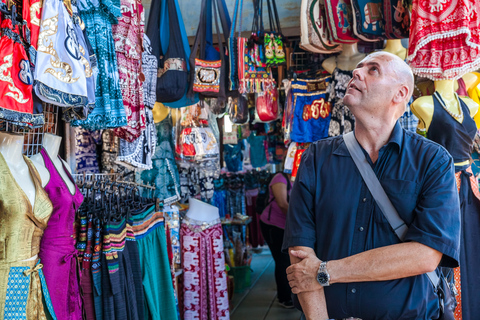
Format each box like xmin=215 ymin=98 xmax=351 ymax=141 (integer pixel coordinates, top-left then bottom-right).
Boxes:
xmin=317 ymin=272 xmax=329 ymax=285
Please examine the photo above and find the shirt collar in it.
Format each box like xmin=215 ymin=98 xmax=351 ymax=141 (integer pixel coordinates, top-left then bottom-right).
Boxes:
xmin=333 ymin=121 xmax=404 ymax=157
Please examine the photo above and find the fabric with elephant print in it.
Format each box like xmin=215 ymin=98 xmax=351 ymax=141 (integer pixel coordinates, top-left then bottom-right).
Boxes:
xmin=351 ymin=0 xmax=385 ymax=41
xmin=383 ymin=0 xmax=409 ymax=39
xmin=34 ymin=0 xmax=91 ymax=108
xmin=325 ymin=0 xmax=358 ymax=43
xmin=408 ymin=0 xmax=480 ymax=80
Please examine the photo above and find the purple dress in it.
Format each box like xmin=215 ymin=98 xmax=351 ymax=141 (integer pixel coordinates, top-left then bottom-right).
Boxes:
xmin=38 ymin=148 xmax=84 ymax=320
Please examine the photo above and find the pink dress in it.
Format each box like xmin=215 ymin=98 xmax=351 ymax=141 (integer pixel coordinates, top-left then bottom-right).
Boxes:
xmin=38 ymin=148 xmax=84 ymax=320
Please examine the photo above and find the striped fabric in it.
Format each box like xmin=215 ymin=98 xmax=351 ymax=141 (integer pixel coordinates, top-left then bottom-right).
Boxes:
xmin=130 ymin=208 xmax=165 ymax=240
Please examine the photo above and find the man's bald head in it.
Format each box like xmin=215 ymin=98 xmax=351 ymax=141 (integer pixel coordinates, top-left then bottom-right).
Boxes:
xmin=363 ymin=51 xmax=414 ymax=103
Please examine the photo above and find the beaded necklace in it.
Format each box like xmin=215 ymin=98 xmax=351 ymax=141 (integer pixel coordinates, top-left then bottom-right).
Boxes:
xmin=434 ymin=91 xmax=464 ymax=121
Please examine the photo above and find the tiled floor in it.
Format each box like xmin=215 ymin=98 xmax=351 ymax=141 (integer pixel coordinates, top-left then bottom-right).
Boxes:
xmin=230 ymin=247 xmax=302 ymax=320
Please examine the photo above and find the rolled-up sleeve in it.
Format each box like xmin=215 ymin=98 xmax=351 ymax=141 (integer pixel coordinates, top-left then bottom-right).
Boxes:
xmin=282 ymin=146 xmax=317 ymax=253
xmin=404 ymin=150 xmax=461 ymax=268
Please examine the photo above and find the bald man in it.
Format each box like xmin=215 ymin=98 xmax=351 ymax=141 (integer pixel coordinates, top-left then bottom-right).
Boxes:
xmin=283 ymin=52 xmax=461 ymax=319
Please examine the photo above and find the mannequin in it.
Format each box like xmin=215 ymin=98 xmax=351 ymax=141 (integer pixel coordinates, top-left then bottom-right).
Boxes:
xmin=0 ymin=131 xmax=36 ymax=206
xmin=411 ymin=79 xmax=479 ymax=166
xmin=382 ymin=39 xmax=407 ymax=60
xmin=321 ymin=43 xmax=366 ymax=73
xmin=31 ymin=133 xmax=76 ymax=193
xmin=186 ymin=197 xmax=220 ymax=222
xmin=415 ymin=73 xmax=479 ymax=97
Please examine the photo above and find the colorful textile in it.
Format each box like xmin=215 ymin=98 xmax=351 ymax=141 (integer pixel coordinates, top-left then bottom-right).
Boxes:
xmin=163 ymin=205 xmax=181 ymax=268
xmin=142 ymin=34 xmax=158 ymax=109
xmin=324 ymin=0 xmax=358 ymax=43
xmin=284 ymin=142 xmax=297 ymax=174
xmin=408 ymin=0 xmax=480 ymax=80
xmin=131 ymin=206 xmax=178 ymax=320
xmin=34 ymin=0 xmax=89 ymax=108
xmin=117 ymin=108 xmax=156 ymax=170
xmin=0 ymin=153 xmax=55 ymax=319
xmin=75 ymin=128 xmax=102 ymax=173
xmin=139 ymin=115 xmax=181 ymax=204
xmin=22 ymin=0 xmax=43 ymax=63
xmin=290 ymin=77 xmax=332 ymax=143
xmin=247 ymin=134 xmax=267 ymax=168
xmin=291 ymin=143 xmax=310 ymax=181
xmin=112 ymin=0 xmax=146 ymax=142
xmin=181 ymin=217 xmax=229 ymax=320
xmin=72 ymin=0 xmax=127 ymax=130
xmin=327 ymin=68 xmax=355 ymax=137
xmin=38 ymin=148 xmax=84 ymax=320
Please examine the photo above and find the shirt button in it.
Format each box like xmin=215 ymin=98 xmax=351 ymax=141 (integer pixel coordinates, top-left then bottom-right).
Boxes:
xmin=351 ymin=288 xmax=356 ymax=293
xmin=362 ymin=198 xmax=367 ymax=203
xmin=358 ymin=227 xmax=364 ymax=232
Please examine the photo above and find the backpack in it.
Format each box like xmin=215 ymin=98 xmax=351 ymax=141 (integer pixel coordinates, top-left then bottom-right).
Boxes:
xmin=255 ymin=172 xmax=291 ymax=215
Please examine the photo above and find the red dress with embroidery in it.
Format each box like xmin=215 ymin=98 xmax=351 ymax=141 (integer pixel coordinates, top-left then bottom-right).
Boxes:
xmin=408 ymin=0 xmax=480 ymax=80
xmin=22 ymin=0 xmax=42 ymax=63
xmin=112 ymin=0 xmax=146 ymax=142
xmin=0 ymin=19 xmax=35 ymax=125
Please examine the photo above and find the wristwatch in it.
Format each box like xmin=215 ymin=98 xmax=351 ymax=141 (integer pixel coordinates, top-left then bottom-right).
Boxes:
xmin=316 ymin=261 xmax=330 ymax=286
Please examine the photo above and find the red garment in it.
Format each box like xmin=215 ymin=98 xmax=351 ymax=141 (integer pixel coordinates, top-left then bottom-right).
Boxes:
xmin=112 ymin=0 xmax=146 ymax=142
xmin=245 ymin=189 xmax=264 ymax=248
xmin=22 ymin=0 xmax=42 ymax=61
xmin=408 ymin=0 xmax=480 ymax=80
xmin=0 ymin=19 xmax=33 ymax=115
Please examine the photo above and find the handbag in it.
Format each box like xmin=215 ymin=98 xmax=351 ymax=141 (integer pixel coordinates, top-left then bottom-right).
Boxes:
xmin=228 ymin=0 xmax=243 ymax=91
xmin=383 ymin=0 xmax=410 ymax=39
xmin=155 ymin=0 xmax=188 ymax=103
xmin=301 ymin=0 xmax=342 ymax=54
xmin=188 ymin=0 xmax=229 ymax=102
xmin=254 ymin=80 xmax=279 ymax=123
xmin=227 ymin=91 xmax=249 ymax=124
xmin=264 ymin=0 xmax=286 ymax=66
xmin=350 ymin=0 xmax=385 ymax=42
xmin=324 ymin=0 xmax=358 ymax=43
xmin=343 ymin=132 xmax=456 ymax=320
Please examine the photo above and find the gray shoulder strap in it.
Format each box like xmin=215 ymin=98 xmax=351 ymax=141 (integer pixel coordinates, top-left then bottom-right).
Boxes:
xmin=343 ymin=132 xmax=439 ymax=287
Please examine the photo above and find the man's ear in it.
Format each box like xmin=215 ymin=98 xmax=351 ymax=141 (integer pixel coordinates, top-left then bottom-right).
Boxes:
xmin=393 ymin=84 xmax=409 ymax=104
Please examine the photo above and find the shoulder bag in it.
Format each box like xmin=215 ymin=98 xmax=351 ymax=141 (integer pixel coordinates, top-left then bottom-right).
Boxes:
xmin=324 ymin=0 xmax=358 ymax=43
xmin=343 ymin=132 xmax=456 ymax=320
xmin=350 ymin=0 xmax=385 ymax=42
xmin=155 ymin=0 xmax=188 ymax=103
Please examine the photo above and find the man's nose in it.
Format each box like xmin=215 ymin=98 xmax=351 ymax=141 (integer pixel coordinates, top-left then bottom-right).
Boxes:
xmin=352 ymin=68 xmax=363 ymax=80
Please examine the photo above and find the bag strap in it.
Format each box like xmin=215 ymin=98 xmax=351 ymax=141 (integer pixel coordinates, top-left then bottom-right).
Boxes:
xmin=343 ymin=132 xmax=440 ymax=288
xmin=187 ymin=0 xmax=207 ymax=99
xmin=165 ymin=0 xmax=186 ymax=60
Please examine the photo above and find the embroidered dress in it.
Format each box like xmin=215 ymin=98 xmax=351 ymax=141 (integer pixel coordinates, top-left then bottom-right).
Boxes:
xmin=38 ymin=148 xmax=84 ymax=320
xmin=34 ymin=0 xmax=89 ymax=108
xmin=0 ymin=19 xmax=43 ymax=128
xmin=181 ymin=216 xmax=229 ymax=320
xmin=327 ymin=68 xmax=355 ymax=137
xmin=71 ymin=0 xmax=127 ymax=130
xmin=112 ymin=0 xmax=145 ymax=142
xmin=0 ymin=154 xmax=57 ymax=320
xmin=408 ymin=0 xmax=480 ymax=80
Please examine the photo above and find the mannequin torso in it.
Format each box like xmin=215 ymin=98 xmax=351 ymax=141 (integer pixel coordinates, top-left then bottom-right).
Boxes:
xmin=31 ymin=133 xmax=76 ymax=192
xmin=411 ymin=79 xmax=479 ymax=166
xmin=0 ymin=132 xmax=36 ymax=206
xmin=382 ymin=39 xmax=407 ymax=60
xmin=321 ymin=43 xmax=366 ymax=73
xmin=186 ymin=198 xmax=220 ymax=222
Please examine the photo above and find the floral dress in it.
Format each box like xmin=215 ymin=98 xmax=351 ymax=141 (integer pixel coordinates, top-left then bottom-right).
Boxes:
xmin=327 ymin=68 xmax=355 ymax=137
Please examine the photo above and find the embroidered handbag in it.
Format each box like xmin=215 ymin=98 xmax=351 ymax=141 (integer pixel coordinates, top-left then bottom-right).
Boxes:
xmin=351 ymin=0 xmax=385 ymax=41
xmin=188 ymin=0 xmax=229 ymax=102
xmin=301 ymin=0 xmax=342 ymax=53
xmin=263 ymin=0 xmax=286 ymax=66
xmin=324 ymin=0 xmax=358 ymax=43
xmin=383 ymin=0 xmax=409 ymax=39
xmin=155 ymin=0 xmax=188 ymax=103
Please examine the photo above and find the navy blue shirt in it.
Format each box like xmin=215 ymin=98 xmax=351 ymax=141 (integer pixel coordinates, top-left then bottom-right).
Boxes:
xmin=283 ymin=122 xmax=461 ymax=319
